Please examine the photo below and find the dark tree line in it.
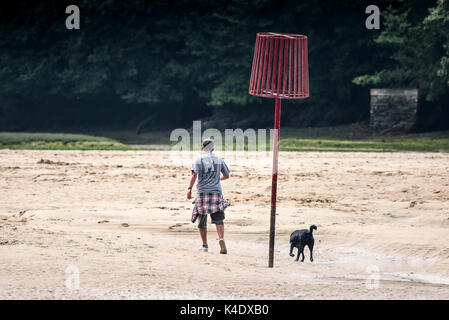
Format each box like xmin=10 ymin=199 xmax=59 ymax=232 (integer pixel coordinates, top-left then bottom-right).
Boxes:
xmin=0 ymin=0 xmax=448 ymax=132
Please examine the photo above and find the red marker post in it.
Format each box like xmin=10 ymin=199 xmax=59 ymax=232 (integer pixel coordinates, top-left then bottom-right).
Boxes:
xmin=249 ymin=32 xmax=309 ymax=268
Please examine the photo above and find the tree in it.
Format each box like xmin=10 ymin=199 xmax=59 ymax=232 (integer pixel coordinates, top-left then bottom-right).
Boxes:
xmin=2 ymin=0 xmax=447 ymax=131
xmin=353 ymin=0 xmax=449 ymax=102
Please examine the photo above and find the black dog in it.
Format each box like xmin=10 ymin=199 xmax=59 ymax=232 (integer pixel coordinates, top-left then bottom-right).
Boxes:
xmin=289 ymin=225 xmax=317 ymax=262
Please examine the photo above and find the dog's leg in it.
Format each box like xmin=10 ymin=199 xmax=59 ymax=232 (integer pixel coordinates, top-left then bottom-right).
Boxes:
xmin=296 ymin=245 xmax=304 ymax=262
xmin=289 ymin=243 xmax=295 ymax=257
xmin=308 ymin=244 xmax=314 ymax=262
xmin=295 ymin=246 xmax=301 ymax=261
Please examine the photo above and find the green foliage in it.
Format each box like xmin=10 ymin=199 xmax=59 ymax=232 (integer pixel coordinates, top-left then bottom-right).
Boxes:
xmin=0 ymin=132 xmax=129 ymax=150
xmin=0 ymin=132 xmax=113 ymax=144
xmin=280 ymin=123 xmax=449 ymax=152
xmin=0 ymin=0 xmax=448 ymax=131
xmin=2 ymin=125 xmax=449 ymax=152
xmin=279 ymin=136 xmax=449 ymax=152
xmin=0 ymin=140 xmax=130 ymax=150
xmin=425 ymin=0 xmax=449 ymax=88
xmin=354 ymin=1 xmax=449 ymax=102
xmin=0 ymin=1 xmax=378 ymax=107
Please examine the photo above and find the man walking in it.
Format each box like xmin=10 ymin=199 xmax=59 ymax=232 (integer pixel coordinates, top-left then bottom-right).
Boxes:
xmin=187 ymin=139 xmax=230 ymax=254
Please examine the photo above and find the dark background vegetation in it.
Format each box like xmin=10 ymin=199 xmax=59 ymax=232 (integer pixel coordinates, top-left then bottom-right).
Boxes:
xmin=0 ymin=0 xmax=448 ymax=134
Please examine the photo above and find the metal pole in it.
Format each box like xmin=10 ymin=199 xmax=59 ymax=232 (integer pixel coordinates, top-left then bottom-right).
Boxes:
xmin=268 ymin=97 xmax=281 ymax=268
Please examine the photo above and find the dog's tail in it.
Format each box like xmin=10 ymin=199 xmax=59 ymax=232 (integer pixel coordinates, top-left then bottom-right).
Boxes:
xmin=309 ymin=225 xmax=317 ymax=233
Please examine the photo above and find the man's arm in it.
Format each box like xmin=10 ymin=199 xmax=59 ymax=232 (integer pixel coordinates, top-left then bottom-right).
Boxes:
xmin=220 ymin=160 xmax=230 ymax=181
xmin=187 ymin=172 xmax=197 ymax=199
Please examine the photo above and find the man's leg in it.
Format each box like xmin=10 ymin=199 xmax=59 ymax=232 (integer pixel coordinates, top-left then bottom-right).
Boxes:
xmin=211 ymin=211 xmax=227 ymax=254
xmin=215 ymin=224 xmax=224 ymax=239
xmin=197 ymin=214 xmax=208 ymax=250
xmin=199 ymin=226 xmax=208 ymax=246
xmin=217 ymin=225 xmax=227 ymax=254
xmin=211 ymin=211 xmax=225 ymax=238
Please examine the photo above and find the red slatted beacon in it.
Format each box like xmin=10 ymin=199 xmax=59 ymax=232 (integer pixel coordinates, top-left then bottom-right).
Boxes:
xmin=249 ymin=32 xmax=309 ymax=268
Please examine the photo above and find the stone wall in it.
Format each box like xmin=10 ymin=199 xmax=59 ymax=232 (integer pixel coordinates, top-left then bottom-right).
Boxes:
xmin=370 ymin=89 xmax=418 ymax=131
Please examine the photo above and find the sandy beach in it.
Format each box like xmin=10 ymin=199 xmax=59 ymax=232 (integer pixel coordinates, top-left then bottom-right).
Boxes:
xmin=1 ymin=150 xmax=449 ymax=299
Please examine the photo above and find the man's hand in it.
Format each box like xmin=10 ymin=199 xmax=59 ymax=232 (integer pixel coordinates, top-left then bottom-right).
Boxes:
xmin=187 ymin=172 xmax=197 ymax=200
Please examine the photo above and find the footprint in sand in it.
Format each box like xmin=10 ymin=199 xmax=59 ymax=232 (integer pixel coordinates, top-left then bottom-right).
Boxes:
xmin=168 ymin=223 xmax=189 ymax=230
